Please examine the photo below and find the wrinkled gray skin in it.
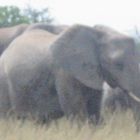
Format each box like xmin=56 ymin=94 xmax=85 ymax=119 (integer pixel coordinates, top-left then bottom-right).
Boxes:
xmin=0 ymin=29 xmax=64 ymax=121
xmin=0 ymin=24 xmax=28 ymax=55
xmin=0 ymin=24 xmax=140 ymax=123
xmin=26 ymin=23 xmax=68 ymax=34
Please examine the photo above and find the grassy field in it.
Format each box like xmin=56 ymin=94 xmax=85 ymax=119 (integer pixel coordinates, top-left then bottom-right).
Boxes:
xmin=0 ymin=110 xmax=140 ymax=140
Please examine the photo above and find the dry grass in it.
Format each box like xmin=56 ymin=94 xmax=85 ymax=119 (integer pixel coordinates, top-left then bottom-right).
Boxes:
xmin=0 ymin=110 xmax=140 ymax=140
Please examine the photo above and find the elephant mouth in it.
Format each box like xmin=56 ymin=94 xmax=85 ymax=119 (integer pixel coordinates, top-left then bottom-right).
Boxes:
xmin=101 ymin=67 xmax=118 ymax=88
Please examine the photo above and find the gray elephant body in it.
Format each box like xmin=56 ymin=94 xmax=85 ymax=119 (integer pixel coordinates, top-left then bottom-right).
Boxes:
xmin=0 ymin=24 xmax=28 ymax=55
xmin=0 ymin=29 xmax=64 ymax=121
xmin=0 ymin=25 xmax=103 ymax=122
xmin=0 ymin=24 xmax=140 ymax=124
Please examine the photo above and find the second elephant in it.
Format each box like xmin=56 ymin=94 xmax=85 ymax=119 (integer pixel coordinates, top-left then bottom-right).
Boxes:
xmin=0 ymin=29 xmax=64 ymax=121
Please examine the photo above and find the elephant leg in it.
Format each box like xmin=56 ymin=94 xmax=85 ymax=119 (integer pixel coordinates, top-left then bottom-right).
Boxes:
xmin=55 ymin=70 xmax=88 ymax=120
xmin=7 ymin=68 xmax=63 ymax=122
xmin=0 ymin=79 xmax=11 ymax=117
xmin=9 ymin=88 xmax=36 ymax=119
xmin=6 ymin=76 xmax=37 ymax=119
xmin=0 ymin=65 xmax=11 ymax=118
xmin=84 ymin=89 xmax=102 ymax=123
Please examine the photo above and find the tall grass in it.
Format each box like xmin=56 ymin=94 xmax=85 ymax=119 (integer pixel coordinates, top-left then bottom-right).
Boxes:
xmin=0 ymin=110 xmax=140 ymax=140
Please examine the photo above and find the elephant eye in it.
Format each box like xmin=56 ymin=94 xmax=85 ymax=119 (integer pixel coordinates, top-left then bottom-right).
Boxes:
xmin=115 ymin=62 xmax=124 ymax=71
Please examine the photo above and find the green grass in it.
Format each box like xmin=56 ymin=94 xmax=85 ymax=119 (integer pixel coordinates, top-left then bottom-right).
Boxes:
xmin=0 ymin=110 xmax=140 ymax=140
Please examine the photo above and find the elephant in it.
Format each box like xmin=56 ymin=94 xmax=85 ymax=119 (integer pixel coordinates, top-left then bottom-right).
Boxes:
xmin=0 ymin=24 xmax=28 ymax=55
xmin=26 ymin=23 xmax=68 ymax=34
xmin=0 ymin=24 xmax=140 ymax=124
xmin=50 ymin=24 xmax=140 ymax=122
xmin=0 ymin=29 xmax=64 ymax=121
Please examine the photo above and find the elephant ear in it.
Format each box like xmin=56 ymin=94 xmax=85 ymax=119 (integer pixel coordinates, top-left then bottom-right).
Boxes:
xmin=50 ymin=25 xmax=103 ymax=89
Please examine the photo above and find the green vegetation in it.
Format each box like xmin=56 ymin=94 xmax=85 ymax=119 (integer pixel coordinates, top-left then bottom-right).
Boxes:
xmin=0 ymin=6 xmax=53 ymax=27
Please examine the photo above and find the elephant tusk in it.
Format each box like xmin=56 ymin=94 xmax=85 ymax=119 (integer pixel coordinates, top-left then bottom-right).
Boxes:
xmin=128 ymin=92 xmax=140 ymax=103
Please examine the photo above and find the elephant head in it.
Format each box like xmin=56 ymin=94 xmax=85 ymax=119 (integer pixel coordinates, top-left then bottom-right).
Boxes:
xmin=50 ymin=24 xmax=140 ymax=121
xmin=93 ymin=25 xmax=139 ymax=93
xmin=51 ymin=24 xmax=139 ymax=92
xmin=93 ymin=26 xmax=140 ymax=121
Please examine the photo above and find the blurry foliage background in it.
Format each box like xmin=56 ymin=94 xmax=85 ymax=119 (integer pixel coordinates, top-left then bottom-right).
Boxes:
xmin=0 ymin=5 xmax=53 ymax=27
